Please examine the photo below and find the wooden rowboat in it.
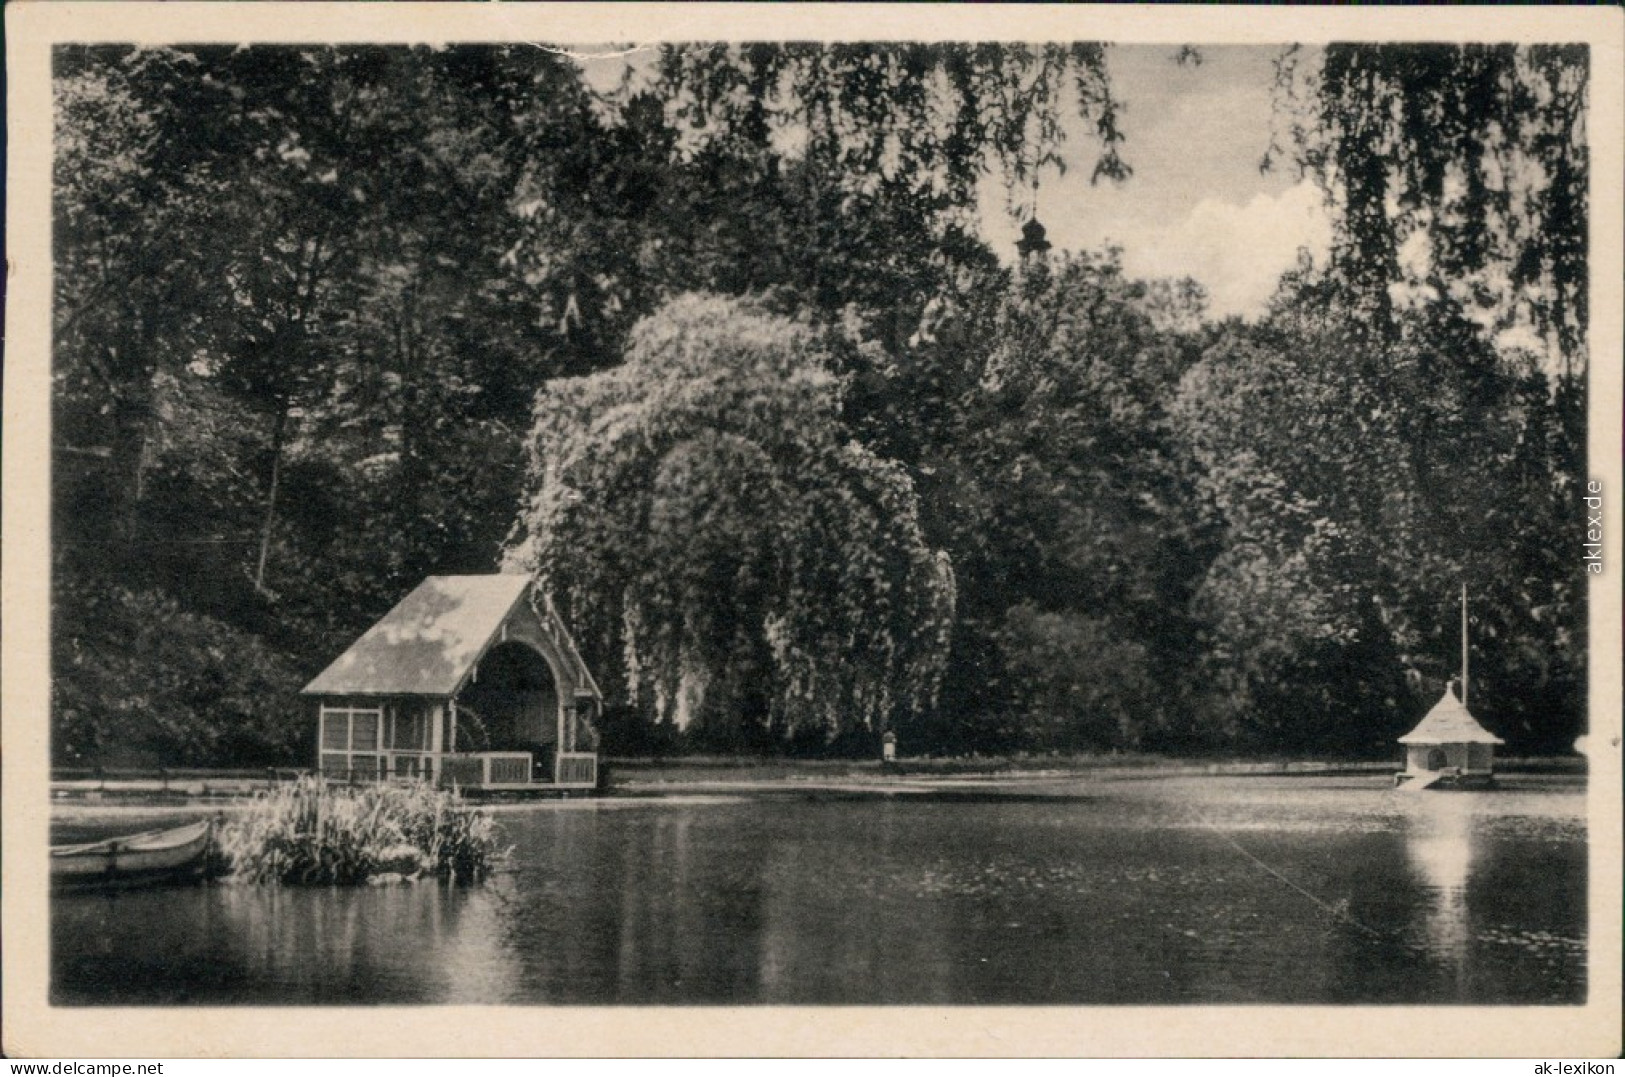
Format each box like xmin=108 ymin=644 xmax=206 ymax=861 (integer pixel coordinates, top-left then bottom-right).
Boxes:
xmin=51 ymin=820 xmax=214 ymax=890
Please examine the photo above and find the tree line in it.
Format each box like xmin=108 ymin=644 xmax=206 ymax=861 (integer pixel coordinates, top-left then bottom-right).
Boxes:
xmin=51 ymin=43 xmax=1587 ymax=766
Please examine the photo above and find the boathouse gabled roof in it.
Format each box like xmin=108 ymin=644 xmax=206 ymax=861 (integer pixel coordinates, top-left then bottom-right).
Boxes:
xmin=1398 ymin=689 xmax=1505 ymax=745
xmin=302 ymin=575 xmax=536 ymax=698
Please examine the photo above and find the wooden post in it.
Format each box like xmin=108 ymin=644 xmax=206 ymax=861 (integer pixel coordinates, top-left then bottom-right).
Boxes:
xmin=1461 ymin=582 xmax=1469 ymax=710
xmin=556 ymin=694 xmax=568 ymax=784
xmin=429 ymin=702 xmax=444 ymax=784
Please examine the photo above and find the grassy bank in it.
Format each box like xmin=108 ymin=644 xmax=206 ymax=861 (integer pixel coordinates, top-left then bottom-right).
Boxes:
xmin=603 ymin=752 xmax=1586 ymax=785
xmin=50 ymin=753 xmax=1587 ymax=803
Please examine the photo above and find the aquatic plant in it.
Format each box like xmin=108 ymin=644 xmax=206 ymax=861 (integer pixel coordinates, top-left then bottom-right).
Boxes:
xmin=217 ymin=775 xmax=503 ymax=885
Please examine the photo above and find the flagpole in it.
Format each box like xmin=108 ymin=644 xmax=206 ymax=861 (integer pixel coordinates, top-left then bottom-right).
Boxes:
xmin=1461 ymin=582 xmax=1469 ymax=709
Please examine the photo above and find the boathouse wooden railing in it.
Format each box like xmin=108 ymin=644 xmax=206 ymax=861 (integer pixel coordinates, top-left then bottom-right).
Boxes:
xmin=555 ymin=752 xmax=597 ymax=787
xmin=486 ymin=753 xmax=532 ymax=785
xmin=383 ymin=751 xmax=431 ymax=780
xmin=440 ymin=752 xmax=533 ymax=789
xmin=318 ymin=750 xmax=594 ymax=789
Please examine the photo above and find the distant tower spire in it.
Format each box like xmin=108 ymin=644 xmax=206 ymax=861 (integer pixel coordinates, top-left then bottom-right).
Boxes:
xmin=1016 ymin=217 xmax=1051 ymax=265
xmin=1017 ymin=177 xmax=1052 ymax=268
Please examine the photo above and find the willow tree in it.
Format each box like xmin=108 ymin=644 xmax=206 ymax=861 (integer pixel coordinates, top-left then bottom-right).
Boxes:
xmin=1268 ymin=43 xmax=1588 ymax=378
xmin=653 ymin=43 xmax=1127 ymax=206
xmin=505 ymin=295 xmax=954 ymax=746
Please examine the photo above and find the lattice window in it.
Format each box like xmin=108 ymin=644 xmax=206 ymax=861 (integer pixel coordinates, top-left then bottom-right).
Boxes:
xmin=388 ymin=707 xmax=428 ymax=751
xmin=318 ymin=705 xmax=386 ymax=780
xmin=352 ymin=711 xmax=379 ymax=750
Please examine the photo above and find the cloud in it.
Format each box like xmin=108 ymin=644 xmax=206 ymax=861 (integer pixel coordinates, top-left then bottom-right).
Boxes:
xmin=1120 ymin=181 xmax=1333 ymax=320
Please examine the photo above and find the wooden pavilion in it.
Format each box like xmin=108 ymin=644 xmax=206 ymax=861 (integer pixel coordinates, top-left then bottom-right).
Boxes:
xmin=1395 ymin=682 xmax=1503 ymax=790
xmin=302 ymin=575 xmax=602 ymax=792
xmin=1395 ymin=587 xmax=1503 ymax=791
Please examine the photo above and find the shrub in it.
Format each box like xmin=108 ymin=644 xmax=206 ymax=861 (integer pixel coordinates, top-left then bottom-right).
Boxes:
xmin=997 ymin=604 xmax=1160 ymax=752
xmin=52 ymin=581 xmax=307 ymax=767
xmin=218 ymin=775 xmax=503 ymax=885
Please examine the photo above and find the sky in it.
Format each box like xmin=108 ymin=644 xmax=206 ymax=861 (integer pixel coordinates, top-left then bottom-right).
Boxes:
xmin=977 ymin=45 xmax=1331 ymax=320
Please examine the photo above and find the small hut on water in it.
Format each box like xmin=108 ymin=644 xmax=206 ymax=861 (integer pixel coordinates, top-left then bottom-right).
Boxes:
xmin=1395 ymin=682 xmax=1503 ymax=790
xmin=302 ymin=575 xmax=602 ymax=792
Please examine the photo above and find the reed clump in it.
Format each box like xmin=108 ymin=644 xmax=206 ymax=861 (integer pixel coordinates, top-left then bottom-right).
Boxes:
xmin=218 ymin=775 xmax=502 ymax=885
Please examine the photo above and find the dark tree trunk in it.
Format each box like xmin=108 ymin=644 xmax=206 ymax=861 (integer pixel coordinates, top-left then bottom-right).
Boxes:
xmin=109 ymin=313 xmax=164 ymax=548
xmin=254 ymin=402 xmax=290 ymax=594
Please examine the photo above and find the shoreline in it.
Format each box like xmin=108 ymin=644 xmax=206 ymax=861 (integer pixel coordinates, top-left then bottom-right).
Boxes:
xmin=47 ymin=756 xmax=1586 ymax=813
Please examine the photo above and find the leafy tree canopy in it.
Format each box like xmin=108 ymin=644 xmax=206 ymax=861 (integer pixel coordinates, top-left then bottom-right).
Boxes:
xmin=49 ymin=42 xmax=1589 ymax=765
xmin=1173 ymin=272 xmax=1585 ymax=752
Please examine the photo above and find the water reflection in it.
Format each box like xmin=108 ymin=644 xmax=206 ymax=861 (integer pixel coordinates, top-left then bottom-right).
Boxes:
xmin=52 ymin=779 xmax=1586 ymax=1006
xmin=1402 ymin=795 xmax=1478 ymax=983
xmin=440 ymin=887 xmax=521 ymax=1002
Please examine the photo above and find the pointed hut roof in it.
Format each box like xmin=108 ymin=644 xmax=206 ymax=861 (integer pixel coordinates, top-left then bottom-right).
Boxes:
xmin=1398 ymin=688 xmax=1504 ymax=745
xmin=302 ymin=575 xmax=534 ymax=697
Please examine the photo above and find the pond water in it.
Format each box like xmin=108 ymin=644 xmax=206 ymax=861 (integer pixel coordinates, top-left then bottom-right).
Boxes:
xmin=51 ymin=775 xmax=1586 ymax=1005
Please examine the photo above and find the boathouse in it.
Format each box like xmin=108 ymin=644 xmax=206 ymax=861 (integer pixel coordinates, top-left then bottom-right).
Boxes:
xmin=1396 ymin=682 xmax=1502 ymax=789
xmin=302 ymin=575 xmax=602 ymax=791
